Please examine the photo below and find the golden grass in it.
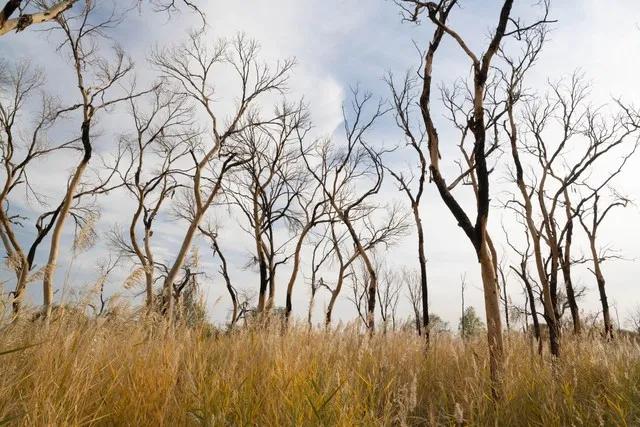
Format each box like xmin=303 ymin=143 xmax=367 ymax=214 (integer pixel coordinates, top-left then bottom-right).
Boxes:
xmin=1 ymin=314 xmax=640 ymax=426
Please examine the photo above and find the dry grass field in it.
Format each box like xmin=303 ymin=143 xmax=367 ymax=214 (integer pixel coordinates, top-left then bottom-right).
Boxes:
xmin=1 ymin=311 xmax=639 ymax=426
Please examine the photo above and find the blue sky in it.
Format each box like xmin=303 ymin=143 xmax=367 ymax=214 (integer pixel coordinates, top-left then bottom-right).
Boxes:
xmin=2 ymin=0 xmax=640 ymax=329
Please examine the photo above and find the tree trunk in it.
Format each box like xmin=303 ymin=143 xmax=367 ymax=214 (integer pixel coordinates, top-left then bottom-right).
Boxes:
xmin=42 ymin=120 xmax=92 ymax=318
xmin=325 ymin=267 xmax=345 ymax=327
xmin=256 ymin=244 xmax=269 ymax=312
xmin=413 ymin=203 xmax=430 ymax=343
xmin=285 ymin=225 xmax=312 ymax=320
xmin=307 ymin=287 xmax=316 ymax=329
xmin=161 ymin=216 xmax=201 ymax=318
xmin=562 ymin=188 xmax=581 ymax=334
xmin=0 ymin=210 xmax=29 ymax=314
xmin=590 ymin=239 xmax=613 ymax=339
xmin=478 ymin=239 xmax=504 ymax=398
xmin=521 ymin=265 xmax=542 ymax=355
xmin=252 ymin=188 xmax=270 ymax=313
xmin=143 ymin=227 xmax=155 ymax=309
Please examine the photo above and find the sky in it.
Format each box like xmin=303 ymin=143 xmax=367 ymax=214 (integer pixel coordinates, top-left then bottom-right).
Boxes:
xmin=2 ymin=0 xmax=640 ymax=330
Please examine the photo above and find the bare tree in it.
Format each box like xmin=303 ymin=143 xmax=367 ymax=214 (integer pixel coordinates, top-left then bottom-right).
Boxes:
xmin=109 ymin=86 xmax=194 ymax=311
xmin=151 ymin=31 xmax=294 ymax=318
xmin=385 ymin=71 xmax=431 ymax=341
xmin=395 ymin=0 xmax=551 ymax=392
xmin=500 ymin=23 xmax=563 ymax=354
xmin=511 ymin=73 xmax=638 ymax=352
xmin=404 ymin=268 xmax=423 ymax=335
xmin=225 ymin=102 xmax=311 ymax=314
xmin=305 ymin=227 xmax=333 ymax=328
xmin=283 ymin=145 xmax=331 ymax=321
xmin=301 ymin=89 xmax=407 ymax=332
xmin=39 ymin=3 xmax=147 ymax=318
xmin=199 ymin=225 xmax=240 ymax=328
xmin=503 ymin=218 xmax=543 ymax=354
xmin=322 ymin=204 xmax=407 ymax=328
xmin=0 ymin=60 xmax=77 ymax=314
xmin=575 ymin=188 xmax=631 ymax=339
xmin=377 ymin=263 xmax=402 ymax=333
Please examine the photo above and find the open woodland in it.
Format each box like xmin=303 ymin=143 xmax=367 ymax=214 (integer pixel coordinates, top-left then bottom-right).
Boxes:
xmin=2 ymin=0 xmax=640 ymax=425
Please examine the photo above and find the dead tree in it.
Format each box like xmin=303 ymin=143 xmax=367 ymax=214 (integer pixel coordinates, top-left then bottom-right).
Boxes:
xmin=199 ymin=225 xmax=240 ymax=328
xmin=37 ymin=3 xmax=148 ymax=318
xmin=283 ymin=146 xmax=331 ymax=321
xmin=500 ymin=23 xmax=563 ymax=354
xmin=110 ymin=86 xmax=194 ymax=311
xmin=377 ymin=263 xmax=402 ymax=333
xmin=302 ymin=89 xmax=388 ymax=332
xmin=404 ymin=268 xmax=423 ymax=335
xmin=575 ymin=188 xmax=631 ymax=339
xmin=395 ymin=0 xmax=552 ymax=392
xmin=152 ymin=31 xmax=293 ymax=318
xmin=515 ymin=74 xmax=638 ymax=349
xmin=0 ymin=61 xmax=77 ymax=313
xmin=305 ymin=227 xmax=333 ymax=328
xmin=322 ymin=204 xmax=407 ymax=328
xmin=302 ymin=92 xmax=408 ymax=331
xmin=384 ymin=71 xmax=432 ymax=341
xmin=503 ymin=219 xmax=543 ymax=354
xmin=225 ymin=103 xmax=312 ymax=314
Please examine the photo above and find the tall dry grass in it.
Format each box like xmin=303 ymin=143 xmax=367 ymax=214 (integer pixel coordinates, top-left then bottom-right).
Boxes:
xmin=1 ymin=310 xmax=640 ymax=426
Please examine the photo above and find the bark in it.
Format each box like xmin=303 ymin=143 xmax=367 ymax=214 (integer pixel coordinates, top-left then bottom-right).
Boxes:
xmin=561 ymin=188 xmax=581 ymax=334
xmin=42 ymin=119 xmax=91 ymax=318
xmin=0 ymin=209 xmax=29 ymax=314
xmin=413 ymin=202 xmax=430 ymax=342
xmin=285 ymin=224 xmax=312 ymax=319
xmin=589 ymin=238 xmax=613 ymax=339
xmin=142 ymin=227 xmax=155 ymax=308
xmin=162 ymin=215 xmax=201 ymax=317
xmin=521 ymin=265 xmax=542 ymax=354
xmin=325 ymin=267 xmax=346 ymax=327
xmin=0 ymin=0 xmax=77 ymax=36
xmin=214 ymin=239 xmax=238 ymax=327
xmin=479 ymin=239 xmax=504 ymax=393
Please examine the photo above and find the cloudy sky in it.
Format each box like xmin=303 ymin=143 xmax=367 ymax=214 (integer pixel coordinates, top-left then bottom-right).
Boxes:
xmin=2 ymin=0 xmax=640 ymax=329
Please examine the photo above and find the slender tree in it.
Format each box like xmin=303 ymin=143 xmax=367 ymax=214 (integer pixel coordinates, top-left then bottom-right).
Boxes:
xmin=385 ymin=71 xmax=431 ymax=341
xmin=40 ymin=3 xmax=145 ymax=318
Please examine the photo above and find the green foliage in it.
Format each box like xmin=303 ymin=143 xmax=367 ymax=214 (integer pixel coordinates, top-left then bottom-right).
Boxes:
xmin=459 ymin=306 xmax=485 ymax=339
xmin=428 ymin=313 xmax=450 ymax=333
